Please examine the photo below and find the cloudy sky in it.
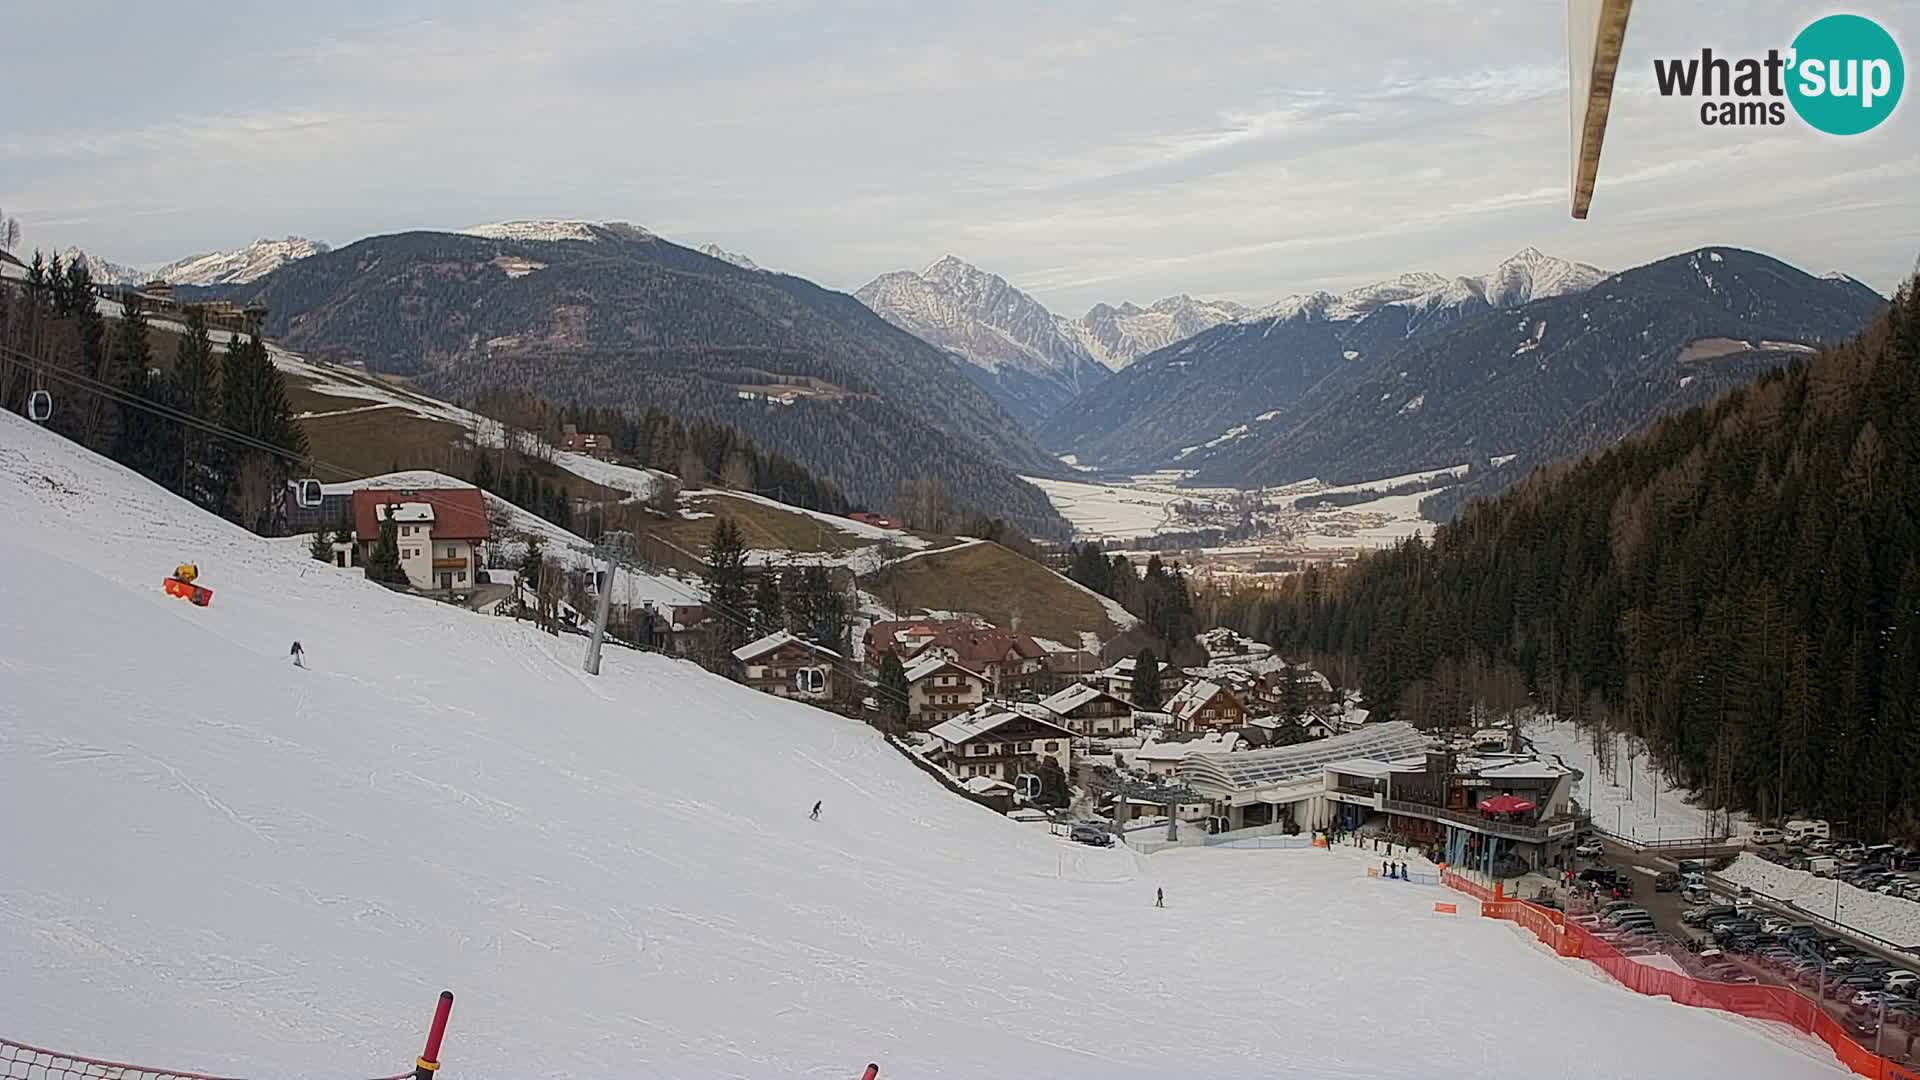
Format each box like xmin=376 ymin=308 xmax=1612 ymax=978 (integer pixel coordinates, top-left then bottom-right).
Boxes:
xmin=4 ymin=1 xmax=1915 ymax=312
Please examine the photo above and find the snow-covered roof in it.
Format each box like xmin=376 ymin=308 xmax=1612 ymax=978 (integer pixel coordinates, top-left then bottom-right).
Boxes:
xmin=1134 ymin=733 xmax=1238 ymax=762
xmin=928 ymin=709 xmax=1071 ymax=746
xmin=1038 ymin=683 xmax=1111 ymax=714
xmin=731 ymin=630 xmax=841 ymax=663
xmin=903 ymin=655 xmax=984 ymax=684
xmin=374 ymin=501 xmax=435 ymax=524
xmin=1166 ymin=680 xmax=1227 ymax=722
xmin=961 ymin=775 xmax=1015 ymax=795
xmin=1477 ymin=760 xmax=1571 ymax=781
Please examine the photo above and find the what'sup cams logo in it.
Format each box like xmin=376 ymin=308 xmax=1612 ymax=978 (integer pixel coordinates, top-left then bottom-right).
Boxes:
xmin=1654 ymin=13 xmax=1904 ymax=133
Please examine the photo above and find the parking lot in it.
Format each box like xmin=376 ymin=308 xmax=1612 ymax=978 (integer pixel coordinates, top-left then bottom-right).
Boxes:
xmin=1564 ymin=839 xmax=1920 ymax=1063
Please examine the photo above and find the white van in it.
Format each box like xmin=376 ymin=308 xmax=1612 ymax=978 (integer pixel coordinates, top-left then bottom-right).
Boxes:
xmin=1749 ymin=826 xmax=1785 ymax=846
xmin=1784 ymin=818 xmax=1831 ymax=843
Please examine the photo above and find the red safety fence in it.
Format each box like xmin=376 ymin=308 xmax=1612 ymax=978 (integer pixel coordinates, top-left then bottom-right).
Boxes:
xmin=1441 ymin=874 xmax=1920 ymax=1080
xmin=4 ymin=991 xmax=452 ymax=1080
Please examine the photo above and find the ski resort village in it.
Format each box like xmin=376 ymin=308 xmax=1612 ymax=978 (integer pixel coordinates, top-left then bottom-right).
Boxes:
xmin=7 ymin=5 xmax=1920 ymax=1073
xmin=6 ymin=267 xmax=1920 ymax=1080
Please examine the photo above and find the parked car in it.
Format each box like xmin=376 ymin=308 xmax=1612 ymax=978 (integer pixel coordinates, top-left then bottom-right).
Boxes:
xmin=1654 ymin=871 xmax=1679 ymax=892
xmin=1890 ymin=971 xmax=1920 ymax=993
xmin=1809 ymin=838 xmax=1836 ymax=854
xmin=1749 ymin=826 xmax=1786 ymax=845
xmin=1069 ymin=824 xmax=1114 ymax=847
xmin=1684 ymin=904 xmax=1736 ymax=927
xmin=1574 ymin=839 xmax=1606 ymax=858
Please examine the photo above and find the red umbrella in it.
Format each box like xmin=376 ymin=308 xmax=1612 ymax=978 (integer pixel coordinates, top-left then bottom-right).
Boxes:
xmin=1478 ymin=794 xmax=1536 ymax=815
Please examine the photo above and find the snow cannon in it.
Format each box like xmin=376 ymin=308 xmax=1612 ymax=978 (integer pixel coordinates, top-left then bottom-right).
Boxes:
xmin=163 ymin=564 xmax=213 ymax=607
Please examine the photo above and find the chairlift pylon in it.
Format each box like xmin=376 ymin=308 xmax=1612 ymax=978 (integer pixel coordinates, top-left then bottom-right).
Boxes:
xmin=294 ymin=477 xmax=324 ymax=508
xmin=27 ymin=389 xmax=52 ymax=423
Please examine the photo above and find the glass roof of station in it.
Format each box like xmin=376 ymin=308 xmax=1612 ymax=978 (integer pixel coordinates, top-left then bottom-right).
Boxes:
xmin=1179 ymin=721 xmax=1430 ymax=791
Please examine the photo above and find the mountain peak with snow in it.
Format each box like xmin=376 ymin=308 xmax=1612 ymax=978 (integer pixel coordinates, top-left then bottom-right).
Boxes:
xmin=459 ymin=219 xmax=652 ymax=243
xmin=1237 ymin=250 xmax=1608 ymax=332
xmin=698 ymin=243 xmax=762 ymax=272
xmin=58 ymin=247 xmax=148 ymax=286
xmin=155 ymin=236 xmax=331 ymax=286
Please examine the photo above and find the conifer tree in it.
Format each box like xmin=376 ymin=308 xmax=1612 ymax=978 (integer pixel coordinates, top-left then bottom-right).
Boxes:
xmin=878 ymin=651 xmax=910 ymax=732
xmin=752 ymin=572 xmax=784 ymax=637
xmin=702 ymin=517 xmax=751 ymax=658
xmin=364 ymin=506 xmax=408 ymax=585
xmin=1133 ymin=650 xmax=1162 ymax=711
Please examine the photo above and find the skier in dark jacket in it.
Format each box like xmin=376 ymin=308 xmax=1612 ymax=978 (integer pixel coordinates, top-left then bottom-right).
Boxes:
xmin=810 ymin=801 xmax=821 ymax=821
xmin=1155 ymin=887 xmax=1165 ymax=908
xmin=290 ymin=641 xmax=305 ymax=668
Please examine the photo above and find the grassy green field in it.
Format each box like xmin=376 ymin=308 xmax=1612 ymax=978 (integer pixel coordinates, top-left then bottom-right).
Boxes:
xmin=865 ymin=541 xmax=1117 ymax=644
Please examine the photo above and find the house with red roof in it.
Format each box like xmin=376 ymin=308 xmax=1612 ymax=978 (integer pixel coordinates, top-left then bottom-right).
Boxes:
xmin=350 ymin=487 xmax=491 ymax=591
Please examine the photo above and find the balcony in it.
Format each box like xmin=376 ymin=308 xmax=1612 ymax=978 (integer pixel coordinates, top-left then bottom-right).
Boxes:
xmin=1382 ymin=799 xmax=1589 ymax=844
xmin=432 ymin=557 xmax=468 ymax=571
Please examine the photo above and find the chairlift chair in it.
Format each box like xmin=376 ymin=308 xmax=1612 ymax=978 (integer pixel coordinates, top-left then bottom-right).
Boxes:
xmin=27 ymin=389 xmax=52 ymax=423
xmin=294 ymin=478 xmax=324 ymax=508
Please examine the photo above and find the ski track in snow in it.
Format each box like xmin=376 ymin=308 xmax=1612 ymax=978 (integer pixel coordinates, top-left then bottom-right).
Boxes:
xmin=0 ymin=411 xmax=1850 ymax=1079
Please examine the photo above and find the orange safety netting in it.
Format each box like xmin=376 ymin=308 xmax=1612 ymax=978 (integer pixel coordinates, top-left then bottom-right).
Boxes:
xmin=1441 ymin=874 xmax=1920 ymax=1080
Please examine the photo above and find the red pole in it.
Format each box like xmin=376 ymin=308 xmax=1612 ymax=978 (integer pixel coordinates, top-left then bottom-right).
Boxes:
xmin=415 ymin=991 xmax=454 ymax=1079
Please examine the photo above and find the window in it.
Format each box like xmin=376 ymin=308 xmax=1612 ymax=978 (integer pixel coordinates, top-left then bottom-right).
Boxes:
xmin=456 ymin=571 xmax=465 ymax=583
xmin=1044 ymin=741 xmax=1058 ymax=752
xmin=1017 ymin=741 xmax=1032 ymax=753
xmin=446 ymin=546 xmax=457 ymax=559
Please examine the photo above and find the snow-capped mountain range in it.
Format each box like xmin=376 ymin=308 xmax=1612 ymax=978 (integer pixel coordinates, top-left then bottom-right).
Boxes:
xmin=60 ymin=237 xmax=331 ymax=287
xmin=855 ymin=256 xmax=1257 ymax=430
xmin=1072 ymin=295 xmax=1252 ymax=369
xmin=58 ymin=247 xmax=147 ymax=286
xmin=155 ymin=237 xmax=331 ymax=286
xmin=1251 ymin=248 xmax=1608 ymax=327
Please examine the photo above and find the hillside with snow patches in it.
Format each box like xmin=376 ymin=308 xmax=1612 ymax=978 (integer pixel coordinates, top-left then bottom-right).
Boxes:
xmin=0 ymin=413 xmax=1852 ymax=1079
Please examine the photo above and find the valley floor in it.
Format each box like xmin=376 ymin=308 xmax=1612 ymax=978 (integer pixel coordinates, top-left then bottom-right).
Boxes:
xmin=0 ymin=412 xmax=1849 ymax=1079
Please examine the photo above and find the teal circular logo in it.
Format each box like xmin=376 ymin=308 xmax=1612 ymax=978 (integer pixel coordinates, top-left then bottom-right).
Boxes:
xmin=1787 ymin=14 xmax=1904 ymax=135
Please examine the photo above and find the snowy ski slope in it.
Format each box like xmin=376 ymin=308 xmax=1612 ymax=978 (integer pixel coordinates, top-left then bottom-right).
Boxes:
xmin=0 ymin=413 xmax=1849 ymax=1079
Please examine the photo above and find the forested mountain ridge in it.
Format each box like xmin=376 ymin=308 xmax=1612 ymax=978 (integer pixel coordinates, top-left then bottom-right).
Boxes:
xmin=1210 ymin=247 xmax=1885 ymax=505
xmin=204 ymin=227 xmax=1070 ymax=536
xmin=1049 ymin=249 xmax=1881 ymax=514
xmin=1047 ymin=248 xmax=1608 ymax=469
xmin=1225 ymin=275 xmax=1920 ymax=839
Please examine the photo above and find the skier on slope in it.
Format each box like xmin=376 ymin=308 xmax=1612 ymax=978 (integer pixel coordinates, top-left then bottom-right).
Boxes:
xmin=1155 ymin=887 xmax=1165 ymax=908
xmin=810 ymin=801 xmax=822 ymax=821
xmin=290 ymin=641 xmax=305 ymax=668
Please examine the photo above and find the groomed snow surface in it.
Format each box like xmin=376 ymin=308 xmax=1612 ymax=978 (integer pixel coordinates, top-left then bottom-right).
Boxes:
xmin=0 ymin=413 xmax=1848 ymax=1078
